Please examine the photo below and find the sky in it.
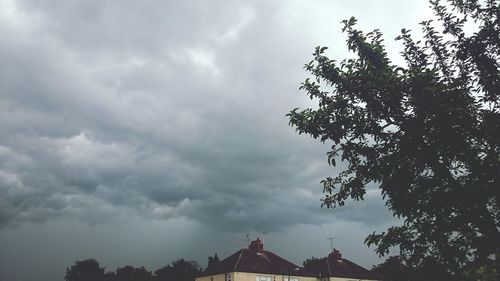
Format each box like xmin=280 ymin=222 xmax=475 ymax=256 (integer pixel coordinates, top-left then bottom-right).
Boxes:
xmin=0 ymin=1 xmax=434 ymax=280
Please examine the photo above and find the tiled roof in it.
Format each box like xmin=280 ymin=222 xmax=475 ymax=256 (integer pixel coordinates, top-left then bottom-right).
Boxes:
xmin=198 ymin=239 xmax=314 ymax=277
xmin=305 ymin=249 xmax=382 ymax=280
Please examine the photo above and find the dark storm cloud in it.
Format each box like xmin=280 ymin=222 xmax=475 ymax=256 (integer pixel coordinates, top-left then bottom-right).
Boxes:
xmin=0 ymin=1 xmax=434 ymax=281
xmin=0 ymin=0 xmax=400 ymax=233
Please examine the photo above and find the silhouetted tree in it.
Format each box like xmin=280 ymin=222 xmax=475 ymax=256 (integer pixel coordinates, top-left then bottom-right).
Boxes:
xmin=207 ymin=253 xmax=220 ymax=268
xmin=154 ymin=259 xmax=202 ymax=281
xmin=372 ymin=256 xmax=411 ymax=281
xmin=302 ymin=257 xmax=321 ymax=271
xmin=104 ymin=272 xmax=117 ymax=281
xmin=65 ymin=259 xmax=105 ymax=281
xmin=116 ymin=265 xmax=153 ymax=281
xmin=463 ymin=258 xmax=498 ymax=281
xmin=287 ymin=0 xmax=499 ymax=279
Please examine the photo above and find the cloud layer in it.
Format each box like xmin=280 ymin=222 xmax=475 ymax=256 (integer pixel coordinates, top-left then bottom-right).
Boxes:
xmin=1 ymin=0 xmax=343 ymax=231
xmin=0 ymin=0 xmax=430 ymax=280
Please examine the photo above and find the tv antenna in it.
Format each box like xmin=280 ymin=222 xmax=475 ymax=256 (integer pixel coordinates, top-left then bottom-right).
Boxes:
xmin=261 ymin=229 xmax=267 ymax=241
xmin=244 ymin=234 xmax=250 ymax=246
xmin=327 ymin=237 xmax=337 ymax=251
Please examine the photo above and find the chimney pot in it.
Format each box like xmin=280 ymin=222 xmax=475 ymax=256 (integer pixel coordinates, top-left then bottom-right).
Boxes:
xmin=249 ymin=238 xmax=264 ymax=253
xmin=329 ymin=248 xmax=342 ymax=260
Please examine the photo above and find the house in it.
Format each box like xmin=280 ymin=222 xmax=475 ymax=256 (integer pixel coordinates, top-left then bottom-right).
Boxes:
xmin=196 ymin=239 xmax=316 ymax=281
xmin=196 ymin=239 xmax=382 ymax=281
xmin=304 ymin=249 xmax=383 ymax=281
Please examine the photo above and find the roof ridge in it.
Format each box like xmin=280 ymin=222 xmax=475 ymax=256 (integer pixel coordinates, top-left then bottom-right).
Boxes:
xmin=234 ymin=249 xmax=245 ymax=271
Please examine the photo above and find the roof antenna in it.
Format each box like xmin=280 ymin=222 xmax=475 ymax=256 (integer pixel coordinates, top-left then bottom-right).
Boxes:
xmin=327 ymin=237 xmax=336 ymax=251
xmin=261 ymin=229 xmax=267 ymax=242
xmin=243 ymin=233 xmax=250 ymax=246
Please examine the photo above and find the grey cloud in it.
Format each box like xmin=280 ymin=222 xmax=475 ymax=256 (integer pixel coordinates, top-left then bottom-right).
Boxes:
xmin=0 ymin=0 xmax=401 ymax=236
xmin=0 ymin=1 xmax=433 ymax=281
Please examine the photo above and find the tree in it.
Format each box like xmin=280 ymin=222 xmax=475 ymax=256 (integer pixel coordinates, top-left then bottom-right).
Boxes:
xmin=302 ymin=256 xmax=321 ymax=271
xmin=463 ymin=258 xmax=498 ymax=281
xmin=116 ymin=265 xmax=153 ymax=281
xmin=65 ymin=259 xmax=106 ymax=281
xmin=104 ymin=272 xmax=117 ymax=281
xmin=287 ymin=0 xmax=499 ymax=279
xmin=371 ymin=256 xmax=412 ymax=281
xmin=154 ymin=259 xmax=202 ymax=281
xmin=207 ymin=253 xmax=220 ymax=268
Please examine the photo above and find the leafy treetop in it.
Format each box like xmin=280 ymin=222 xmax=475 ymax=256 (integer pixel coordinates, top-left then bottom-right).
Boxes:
xmin=288 ymin=0 xmax=499 ymax=279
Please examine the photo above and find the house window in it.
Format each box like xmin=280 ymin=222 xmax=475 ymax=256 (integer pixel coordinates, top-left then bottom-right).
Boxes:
xmin=257 ymin=275 xmax=272 ymax=281
xmin=283 ymin=277 xmax=299 ymax=281
xmin=226 ymin=273 xmax=231 ymax=281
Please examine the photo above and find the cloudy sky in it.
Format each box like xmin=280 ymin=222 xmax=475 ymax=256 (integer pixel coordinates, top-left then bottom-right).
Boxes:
xmin=0 ymin=1 xmax=434 ymax=280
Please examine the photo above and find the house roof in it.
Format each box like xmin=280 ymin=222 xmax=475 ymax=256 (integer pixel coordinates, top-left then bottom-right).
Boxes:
xmin=198 ymin=239 xmax=314 ymax=277
xmin=371 ymin=255 xmax=410 ymax=279
xmin=304 ymin=249 xmax=382 ymax=280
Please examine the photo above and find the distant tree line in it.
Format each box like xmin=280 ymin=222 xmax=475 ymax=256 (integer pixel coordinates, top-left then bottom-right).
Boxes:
xmin=64 ymin=257 xmax=210 ymax=281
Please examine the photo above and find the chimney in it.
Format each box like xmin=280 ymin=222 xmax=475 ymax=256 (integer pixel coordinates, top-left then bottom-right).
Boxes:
xmin=249 ymin=238 xmax=264 ymax=253
xmin=329 ymin=248 xmax=342 ymax=260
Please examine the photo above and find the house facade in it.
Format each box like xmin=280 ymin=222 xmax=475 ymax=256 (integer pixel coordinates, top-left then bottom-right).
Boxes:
xmin=196 ymin=239 xmax=382 ymax=281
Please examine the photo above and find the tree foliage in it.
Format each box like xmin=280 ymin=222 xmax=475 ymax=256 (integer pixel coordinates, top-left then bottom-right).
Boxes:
xmin=66 ymin=258 xmax=201 ymax=281
xmin=116 ymin=265 xmax=153 ymax=281
xmin=302 ymin=256 xmax=322 ymax=271
xmin=65 ymin=259 xmax=106 ymax=281
xmin=207 ymin=253 xmax=220 ymax=268
xmin=371 ymin=256 xmax=412 ymax=281
xmin=287 ymin=0 xmax=499 ymax=279
xmin=104 ymin=272 xmax=117 ymax=281
xmin=463 ymin=259 xmax=498 ymax=281
xmin=154 ymin=259 xmax=202 ymax=281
